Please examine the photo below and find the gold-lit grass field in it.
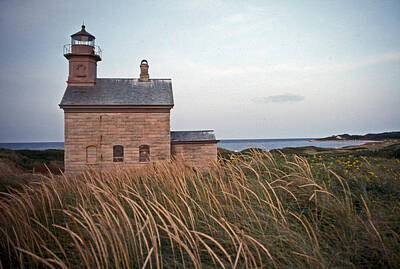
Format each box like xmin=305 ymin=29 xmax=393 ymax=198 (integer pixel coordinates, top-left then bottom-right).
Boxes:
xmin=1 ymin=148 xmax=400 ymax=268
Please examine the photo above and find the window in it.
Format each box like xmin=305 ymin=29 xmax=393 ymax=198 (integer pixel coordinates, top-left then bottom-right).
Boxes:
xmin=86 ymin=146 xmax=97 ymax=164
xmin=113 ymin=145 xmax=124 ymax=162
xmin=139 ymin=145 xmax=150 ymax=162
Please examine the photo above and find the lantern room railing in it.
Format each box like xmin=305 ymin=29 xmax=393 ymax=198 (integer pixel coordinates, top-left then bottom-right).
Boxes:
xmin=63 ymin=44 xmax=102 ymax=58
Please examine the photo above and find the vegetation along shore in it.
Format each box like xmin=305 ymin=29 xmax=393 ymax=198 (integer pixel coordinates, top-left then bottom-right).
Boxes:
xmin=315 ymin=131 xmax=400 ymax=142
xmin=0 ymin=140 xmax=399 ymax=268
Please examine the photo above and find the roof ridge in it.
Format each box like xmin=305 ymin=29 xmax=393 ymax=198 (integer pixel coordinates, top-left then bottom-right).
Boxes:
xmin=171 ymin=130 xmax=215 ymax=132
xmin=97 ymin=78 xmax=172 ymax=80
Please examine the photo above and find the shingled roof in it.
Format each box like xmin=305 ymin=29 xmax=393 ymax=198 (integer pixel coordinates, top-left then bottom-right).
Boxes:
xmin=171 ymin=130 xmax=218 ymax=143
xmin=59 ymin=78 xmax=173 ymax=106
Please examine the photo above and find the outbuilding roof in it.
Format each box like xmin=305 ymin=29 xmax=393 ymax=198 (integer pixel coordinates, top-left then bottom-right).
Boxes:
xmin=171 ymin=130 xmax=218 ymax=143
xmin=59 ymin=78 xmax=174 ymax=106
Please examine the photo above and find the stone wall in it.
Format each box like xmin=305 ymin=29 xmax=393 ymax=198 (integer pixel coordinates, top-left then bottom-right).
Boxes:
xmin=171 ymin=142 xmax=218 ymax=167
xmin=64 ymin=111 xmax=170 ymax=175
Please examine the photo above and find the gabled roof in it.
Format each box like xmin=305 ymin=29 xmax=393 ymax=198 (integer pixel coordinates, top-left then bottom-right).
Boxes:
xmin=171 ymin=130 xmax=218 ymax=143
xmin=59 ymin=78 xmax=174 ymax=106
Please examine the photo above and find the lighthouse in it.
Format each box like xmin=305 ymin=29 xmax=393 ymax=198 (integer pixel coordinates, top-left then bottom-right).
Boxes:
xmin=63 ymin=25 xmax=102 ymax=86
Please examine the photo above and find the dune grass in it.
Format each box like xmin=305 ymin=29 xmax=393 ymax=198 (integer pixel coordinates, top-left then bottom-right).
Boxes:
xmin=0 ymin=150 xmax=399 ymax=268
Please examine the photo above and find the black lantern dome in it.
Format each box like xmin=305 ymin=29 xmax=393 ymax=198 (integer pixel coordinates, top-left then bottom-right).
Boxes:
xmin=71 ymin=25 xmax=95 ymax=46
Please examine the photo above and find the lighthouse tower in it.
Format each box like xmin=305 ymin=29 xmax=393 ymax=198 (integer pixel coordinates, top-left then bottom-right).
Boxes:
xmin=63 ymin=25 xmax=101 ymax=86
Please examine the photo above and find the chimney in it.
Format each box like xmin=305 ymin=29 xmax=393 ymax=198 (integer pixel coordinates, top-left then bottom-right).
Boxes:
xmin=139 ymin=60 xmax=149 ymax=82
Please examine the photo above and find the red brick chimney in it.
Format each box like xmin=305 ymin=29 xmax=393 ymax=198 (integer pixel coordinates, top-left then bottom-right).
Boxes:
xmin=64 ymin=25 xmax=102 ymax=86
xmin=139 ymin=60 xmax=149 ymax=82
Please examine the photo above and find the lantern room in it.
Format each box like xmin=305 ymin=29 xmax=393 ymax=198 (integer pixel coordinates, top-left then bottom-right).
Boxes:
xmin=71 ymin=25 xmax=95 ymax=46
xmin=63 ymin=25 xmax=102 ymax=60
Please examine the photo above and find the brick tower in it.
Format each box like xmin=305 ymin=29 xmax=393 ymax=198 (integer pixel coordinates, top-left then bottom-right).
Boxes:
xmin=63 ymin=25 xmax=102 ymax=86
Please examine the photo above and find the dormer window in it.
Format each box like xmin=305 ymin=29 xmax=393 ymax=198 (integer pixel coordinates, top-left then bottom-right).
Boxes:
xmin=139 ymin=145 xmax=150 ymax=162
xmin=113 ymin=145 xmax=124 ymax=162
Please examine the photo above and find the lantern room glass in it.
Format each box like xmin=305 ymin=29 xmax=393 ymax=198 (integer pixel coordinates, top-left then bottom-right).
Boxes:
xmin=71 ymin=36 xmax=95 ymax=46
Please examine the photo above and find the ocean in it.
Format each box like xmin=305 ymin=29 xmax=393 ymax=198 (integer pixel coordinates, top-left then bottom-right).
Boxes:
xmin=0 ymin=139 xmax=365 ymax=152
xmin=218 ymin=139 xmax=365 ymax=151
xmin=0 ymin=142 xmax=64 ymax=150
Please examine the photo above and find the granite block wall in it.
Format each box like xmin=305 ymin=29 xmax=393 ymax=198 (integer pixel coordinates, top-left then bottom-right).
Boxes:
xmin=171 ymin=142 xmax=217 ymax=167
xmin=64 ymin=111 xmax=170 ymax=175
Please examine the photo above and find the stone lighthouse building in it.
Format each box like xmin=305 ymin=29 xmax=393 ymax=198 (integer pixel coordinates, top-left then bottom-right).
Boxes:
xmin=59 ymin=25 xmax=218 ymax=175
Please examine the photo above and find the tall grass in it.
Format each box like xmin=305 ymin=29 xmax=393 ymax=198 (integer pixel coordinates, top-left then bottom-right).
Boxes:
xmin=0 ymin=150 xmax=399 ymax=268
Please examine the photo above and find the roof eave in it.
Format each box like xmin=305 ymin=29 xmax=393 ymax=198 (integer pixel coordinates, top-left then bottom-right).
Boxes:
xmin=59 ymin=104 xmax=174 ymax=108
xmin=171 ymin=140 xmax=219 ymax=144
xmin=59 ymin=104 xmax=174 ymax=112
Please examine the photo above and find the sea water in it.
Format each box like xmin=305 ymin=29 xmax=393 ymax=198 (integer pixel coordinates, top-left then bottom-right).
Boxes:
xmin=218 ymin=138 xmax=365 ymax=151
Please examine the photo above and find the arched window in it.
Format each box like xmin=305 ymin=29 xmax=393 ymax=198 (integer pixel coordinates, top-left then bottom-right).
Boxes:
xmin=113 ymin=145 xmax=124 ymax=162
xmin=139 ymin=145 xmax=150 ymax=162
xmin=86 ymin=146 xmax=97 ymax=164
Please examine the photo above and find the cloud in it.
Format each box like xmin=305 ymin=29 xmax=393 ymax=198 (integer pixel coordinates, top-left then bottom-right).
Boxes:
xmin=210 ymin=5 xmax=267 ymax=31
xmin=222 ymin=13 xmax=247 ymax=24
xmin=194 ymin=50 xmax=400 ymax=79
xmin=269 ymin=51 xmax=400 ymax=74
xmin=254 ymin=94 xmax=305 ymax=104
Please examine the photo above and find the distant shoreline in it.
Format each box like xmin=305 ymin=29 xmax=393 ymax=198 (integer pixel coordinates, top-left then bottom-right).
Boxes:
xmin=310 ymin=139 xmax=380 ymax=143
xmin=1 ymin=139 xmax=369 ymax=152
xmin=314 ymin=131 xmax=400 ymax=142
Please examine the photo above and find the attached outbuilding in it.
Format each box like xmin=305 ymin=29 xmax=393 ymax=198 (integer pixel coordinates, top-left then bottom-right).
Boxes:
xmin=171 ymin=131 xmax=219 ymax=167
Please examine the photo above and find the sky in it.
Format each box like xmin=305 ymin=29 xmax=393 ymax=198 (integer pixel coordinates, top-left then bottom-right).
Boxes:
xmin=0 ymin=0 xmax=399 ymax=142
